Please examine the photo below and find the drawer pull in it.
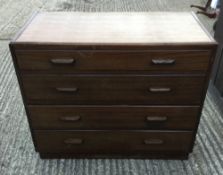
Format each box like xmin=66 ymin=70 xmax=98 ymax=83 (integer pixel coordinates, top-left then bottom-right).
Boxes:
xmin=144 ymin=139 xmax=164 ymax=145
xmin=151 ymin=59 xmax=175 ymax=65
xmin=64 ymin=138 xmax=83 ymax=145
xmin=60 ymin=116 xmax=81 ymax=122
xmin=50 ymin=58 xmax=75 ymax=64
xmin=149 ymin=87 xmax=172 ymax=93
xmin=56 ymin=87 xmax=78 ymax=93
xmin=146 ymin=116 xmax=167 ymax=122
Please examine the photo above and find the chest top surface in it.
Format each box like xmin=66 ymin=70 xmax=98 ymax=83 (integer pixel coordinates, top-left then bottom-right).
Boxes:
xmin=15 ymin=12 xmax=215 ymax=45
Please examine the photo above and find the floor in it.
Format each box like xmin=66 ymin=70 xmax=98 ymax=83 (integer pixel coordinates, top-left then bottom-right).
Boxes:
xmin=0 ymin=0 xmax=223 ymax=175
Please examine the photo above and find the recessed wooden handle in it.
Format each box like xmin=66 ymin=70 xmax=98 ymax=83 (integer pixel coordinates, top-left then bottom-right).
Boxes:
xmin=144 ymin=139 xmax=164 ymax=145
xmin=149 ymin=87 xmax=172 ymax=93
xmin=151 ymin=59 xmax=175 ymax=65
xmin=56 ymin=87 xmax=78 ymax=93
xmin=146 ymin=116 xmax=167 ymax=122
xmin=64 ymin=138 xmax=83 ymax=145
xmin=60 ymin=116 xmax=81 ymax=122
xmin=50 ymin=58 xmax=75 ymax=64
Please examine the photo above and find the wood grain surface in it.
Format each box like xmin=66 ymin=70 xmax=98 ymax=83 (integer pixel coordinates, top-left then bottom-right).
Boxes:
xmin=16 ymin=50 xmax=211 ymax=74
xmin=16 ymin=12 xmax=214 ymax=44
xmin=21 ymin=75 xmax=205 ymax=105
xmin=34 ymin=130 xmax=193 ymax=153
xmin=1 ymin=0 xmax=223 ymax=173
xmin=28 ymin=105 xmax=199 ymax=130
xmin=9 ymin=10 xmax=217 ymax=159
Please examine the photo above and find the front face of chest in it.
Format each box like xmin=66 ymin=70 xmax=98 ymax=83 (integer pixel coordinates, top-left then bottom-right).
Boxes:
xmin=9 ymin=12 xmax=217 ymax=159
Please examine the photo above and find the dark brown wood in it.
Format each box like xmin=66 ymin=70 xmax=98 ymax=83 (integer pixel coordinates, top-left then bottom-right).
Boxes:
xmin=12 ymin=43 xmax=217 ymax=51
xmin=21 ymin=75 xmax=205 ymax=105
xmin=15 ymin=50 xmax=211 ymax=73
xmin=188 ymin=42 xmax=217 ymax=152
xmin=34 ymin=130 xmax=193 ymax=154
xmin=39 ymin=152 xmax=189 ymax=159
xmin=64 ymin=138 xmax=83 ymax=145
xmin=144 ymin=139 xmax=164 ymax=145
xmin=9 ymin=44 xmax=38 ymax=151
xmin=28 ymin=105 xmax=200 ymax=130
xmin=9 ymin=12 xmax=217 ymax=159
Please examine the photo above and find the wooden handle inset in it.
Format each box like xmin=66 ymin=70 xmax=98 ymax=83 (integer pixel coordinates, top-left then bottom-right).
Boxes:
xmin=146 ymin=116 xmax=167 ymax=122
xmin=149 ymin=87 xmax=172 ymax=93
xmin=50 ymin=58 xmax=75 ymax=64
xmin=56 ymin=87 xmax=78 ymax=93
xmin=144 ymin=139 xmax=164 ymax=145
xmin=64 ymin=138 xmax=83 ymax=145
xmin=151 ymin=59 xmax=175 ymax=65
xmin=60 ymin=116 xmax=81 ymax=122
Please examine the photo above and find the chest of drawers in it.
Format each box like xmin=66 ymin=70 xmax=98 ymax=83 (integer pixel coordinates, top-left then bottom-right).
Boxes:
xmin=10 ymin=12 xmax=217 ymax=159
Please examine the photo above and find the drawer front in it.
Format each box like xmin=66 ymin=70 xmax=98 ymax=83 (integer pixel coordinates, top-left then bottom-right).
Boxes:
xmin=22 ymin=75 xmax=205 ymax=105
xmin=34 ymin=130 xmax=193 ymax=153
xmin=28 ymin=105 xmax=199 ymax=130
xmin=16 ymin=50 xmax=210 ymax=73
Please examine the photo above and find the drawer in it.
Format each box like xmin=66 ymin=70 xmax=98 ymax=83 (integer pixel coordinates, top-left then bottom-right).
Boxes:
xmin=15 ymin=50 xmax=211 ymax=73
xmin=28 ymin=105 xmax=199 ymax=130
xmin=22 ymin=75 xmax=205 ymax=105
xmin=34 ymin=130 xmax=193 ymax=154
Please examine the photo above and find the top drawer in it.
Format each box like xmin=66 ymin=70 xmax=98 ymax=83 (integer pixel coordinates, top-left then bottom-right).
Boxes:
xmin=15 ymin=50 xmax=211 ymax=73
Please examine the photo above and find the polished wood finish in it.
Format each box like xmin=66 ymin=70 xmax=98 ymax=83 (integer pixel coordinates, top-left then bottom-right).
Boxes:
xmin=12 ymin=43 xmax=217 ymax=51
xmin=28 ymin=105 xmax=200 ymax=130
xmin=9 ymin=12 xmax=217 ymax=159
xmin=34 ymin=130 xmax=193 ymax=153
xmin=22 ymin=75 xmax=205 ymax=105
xmin=16 ymin=12 xmax=213 ymax=44
xmin=16 ymin=50 xmax=211 ymax=73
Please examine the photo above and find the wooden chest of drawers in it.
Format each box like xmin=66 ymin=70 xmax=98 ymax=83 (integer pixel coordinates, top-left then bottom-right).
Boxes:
xmin=10 ymin=12 xmax=217 ymax=159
